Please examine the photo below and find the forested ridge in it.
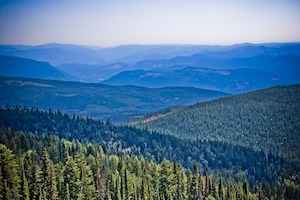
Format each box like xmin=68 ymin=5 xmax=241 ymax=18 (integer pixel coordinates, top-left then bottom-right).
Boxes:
xmin=0 ymin=76 xmax=229 ymax=123
xmin=1 ymin=105 xmax=300 ymax=199
xmin=134 ymin=85 xmax=300 ymax=160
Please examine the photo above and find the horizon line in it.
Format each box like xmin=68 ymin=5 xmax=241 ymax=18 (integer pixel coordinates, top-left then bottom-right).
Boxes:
xmin=1 ymin=41 xmax=300 ymax=48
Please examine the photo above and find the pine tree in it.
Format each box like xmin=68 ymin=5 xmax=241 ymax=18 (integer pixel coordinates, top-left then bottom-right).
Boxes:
xmin=173 ymin=156 xmax=179 ymax=200
xmin=0 ymin=144 xmax=21 ymax=200
xmin=149 ymin=161 xmax=160 ymax=200
xmin=205 ymin=175 xmax=210 ymax=198
xmin=23 ymin=150 xmax=40 ymax=200
xmin=211 ymin=176 xmax=218 ymax=199
xmin=160 ymin=159 xmax=175 ymax=200
xmin=191 ymin=161 xmax=200 ymax=199
xmin=198 ymin=176 xmax=205 ymax=200
xmin=218 ymin=175 xmax=224 ymax=200
xmin=124 ymin=168 xmax=129 ymax=200
xmin=178 ymin=166 xmax=187 ymax=200
xmin=141 ymin=171 xmax=148 ymax=200
xmin=40 ymin=148 xmax=58 ymax=200
xmin=20 ymin=167 xmax=30 ymax=200
xmin=116 ymin=174 xmax=122 ymax=200
xmin=243 ymin=180 xmax=249 ymax=200
xmin=75 ymin=153 xmax=97 ymax=200
xmin=117 ymin=157 xmax=126 ymax=200
xmin=226 ymin=178 xmax=236 ymax=200
xmin=62 ymin=153 xmax=80 ymax=200
xmin=187 ymin=169 xmax=193 ymax=200
xmin=236 ymin=184 xmax=244 ymax=200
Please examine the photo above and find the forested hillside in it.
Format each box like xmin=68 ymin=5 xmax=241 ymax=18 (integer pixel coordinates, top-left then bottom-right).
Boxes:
xmin=0 ymin=106 xmax=300 ymax=199
xmin=1 ymin=129 xmax=280 ymax=200
xmin=103 ymin=67 xmax=286 ymax=93
xmin=0 ymin=55 xmax=76 ymax=81
xmin=134 ymin=85 xmax=300 ymax=161
xmin=0 ymin=76 xmax=229 ymax=123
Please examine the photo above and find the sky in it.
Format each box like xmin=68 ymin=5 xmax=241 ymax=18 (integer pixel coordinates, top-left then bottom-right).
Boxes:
xmin=0 ymin=0 xmax=300 ymax=47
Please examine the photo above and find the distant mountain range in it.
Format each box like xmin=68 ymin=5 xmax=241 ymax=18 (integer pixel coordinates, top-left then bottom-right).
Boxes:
xmin=1 ymin=42 xmax=299 ymax=93
xmin=0 ymin=76 xmax=229 ymax=123
xmin=103 ymin=67 xmax=287 ymax=93
xmin=0 ymin=43 xmax=230 ymax=66
xmin=1 ymin=43 xmax=299 ymax=66
xmin=133 ymin=54 xmax=300 ymax=83
xmin=0 ymin=43 xmax=105 ymax=66
xmin=0 ymin=55 xmax=77 ymax=81
xmin=57 ymin=62 xmax=131 ymax=82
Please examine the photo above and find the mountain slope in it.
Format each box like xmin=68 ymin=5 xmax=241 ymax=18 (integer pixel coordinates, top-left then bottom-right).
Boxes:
xmin=0 ymin=55 xmax=77 ymax=81
xmin=0 ymin=43 xmax=105 ymax=66
xmin=0 ymin=76 xmax=229 ymax=123
xmin=134 ymin=54 xmax=300 ymax=83
xmin=103 ymin=67 xmax=287 ymax=93
xmin=57 ymin=62 xmax=131 ymax=82
xmin=133 ymin=85 xmax=300 ymax=160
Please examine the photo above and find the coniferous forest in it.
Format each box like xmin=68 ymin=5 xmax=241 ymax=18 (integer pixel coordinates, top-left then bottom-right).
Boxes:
xmin=1 ymin=128 xmax=296 ymax=200
xmin=0 ymin=102 xmax=300 ymax=199
xmin=1 ymin=0 xmax=300 ymax=199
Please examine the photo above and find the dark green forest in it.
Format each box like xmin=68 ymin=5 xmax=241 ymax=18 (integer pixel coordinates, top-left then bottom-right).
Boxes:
xmin=1 ymin=105 xmax=300 ymax=199
xmin=134 ymin=85 xmax=300 ymax=161
xmin=1 ymin=128 xmax=299 ymax=200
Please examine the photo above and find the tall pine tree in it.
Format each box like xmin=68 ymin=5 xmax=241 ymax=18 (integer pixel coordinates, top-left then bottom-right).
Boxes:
xmin=40 ymin=148 xmax=58 ymax=200
xmin=0 ymin=144 xmax=21 ymax=200
xmin=62 ymin=153 xmax=80 ymax=200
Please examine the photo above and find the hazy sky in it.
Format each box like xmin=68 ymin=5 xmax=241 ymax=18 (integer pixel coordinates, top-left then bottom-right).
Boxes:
xmin=0 ymin=0 xmax=300 ymax=47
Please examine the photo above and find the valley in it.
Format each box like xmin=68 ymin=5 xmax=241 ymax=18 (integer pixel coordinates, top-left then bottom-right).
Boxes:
xmin=0 ymin=76 xmax=229 ymax=123
xmin=1 ymin=1 xmax=300 ymax=199
xmin=0 ymin=42 xmax=299 ymax=199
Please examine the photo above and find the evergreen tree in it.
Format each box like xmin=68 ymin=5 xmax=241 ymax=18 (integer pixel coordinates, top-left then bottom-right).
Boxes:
xmin=160 ymin=159 xmax=175 ymax=200
xmin=198 ymin=176 xmax=205 ymax=200
xmin=20 ymin=166 xmax=30 ymax=200
xmin=116 ymin=174 xmax=122 ymax=200
xmin=236 ymin=184 xmax=244 ymax=200
xmin=243 ymin=180 xmax=249 ymax=200
xmin=23 ymin=150 xmax=40 ymax=200
xmin=62 ymin=153 xmax=80 ymax=200
xmin=150 ymin=161 xmax=160 ymax=200
xmin=191 ymin=161 xmax=200 ymax=199
xmin=218 ymin=175 xmax=224 ymax=200
xmin=226 ymin=178 xmax=236 ymax=200
xmin=117 ymin=157 xmax=126 ymax=200
xmin=124 ymin=168 xmax=129 ymax=200
xmin=40 ymin=148 xmax=58 ymax=200
xmin=211 ymin=176 xmax=218 ymax=199
xmin=178 ymin=166 xmax=187 ymax=200
xmin=187 ymin=169 xmax=193 ymax=200
xmin=0 ymin=144 xmax=21 ymax=200
xmin=75 ymin=153 xmax=97 ymax=200
xmin=173 ymin=156 xmax=180 ymax=200
xmin=205 ymin=175 xmax=210 ymax=198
